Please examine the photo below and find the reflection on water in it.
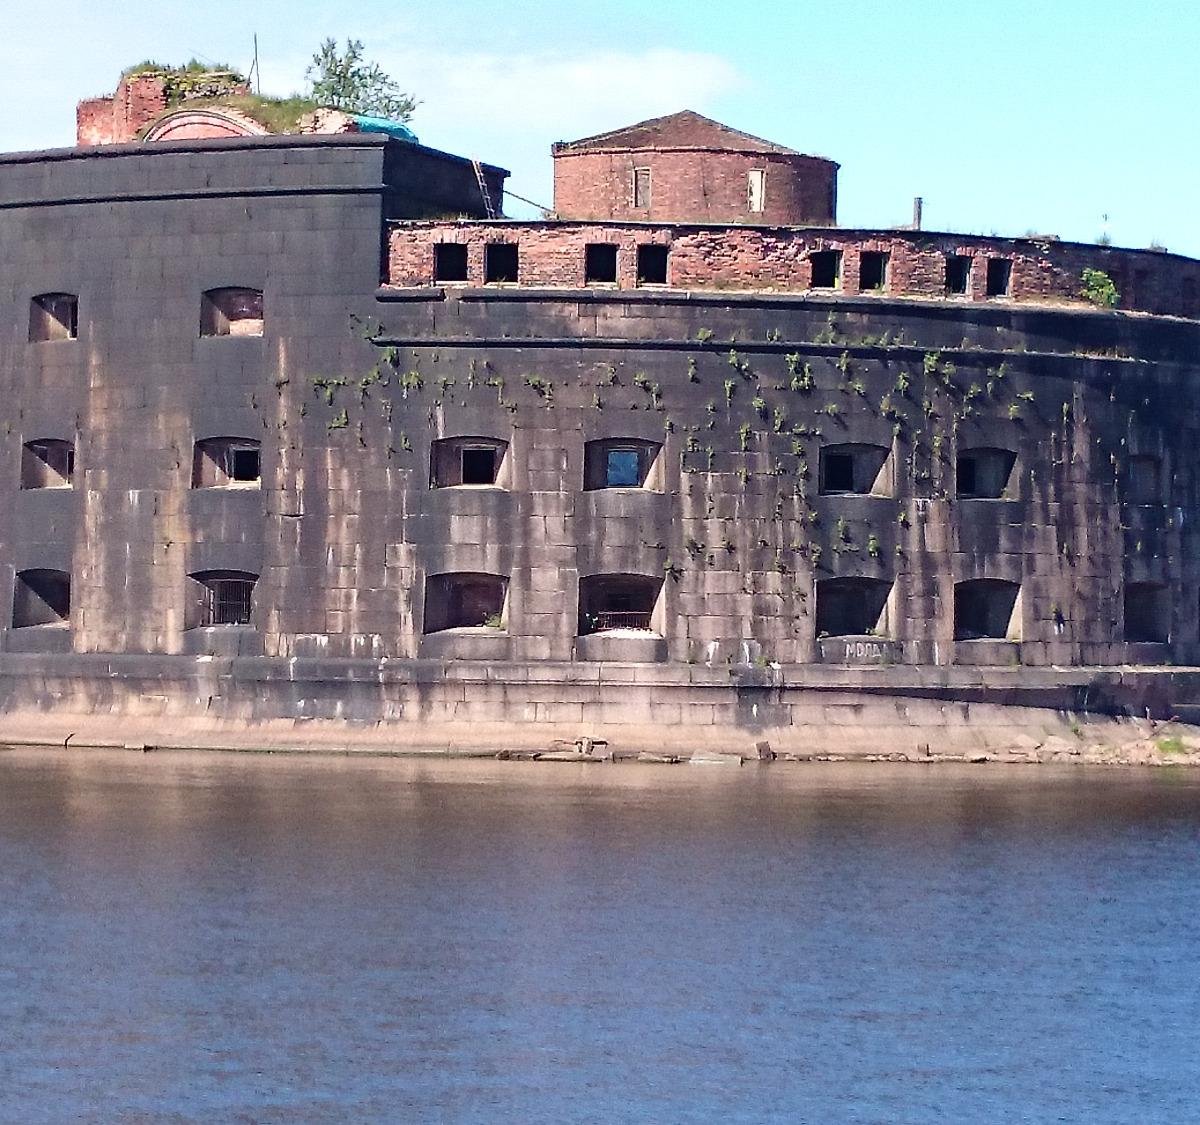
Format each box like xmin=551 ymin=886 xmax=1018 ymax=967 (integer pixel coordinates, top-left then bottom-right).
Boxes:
xmin=1 ymin=749 xmax=1199 ymax=1123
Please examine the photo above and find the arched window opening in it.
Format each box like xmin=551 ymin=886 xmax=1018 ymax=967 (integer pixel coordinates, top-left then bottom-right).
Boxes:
xmin=200 ymin=288 xmax=263 ymax=337
xmin=954 ymin=579 xmax=1021 ymax=641
xmin=578 ymin=574 xmax=662 ymax=635
xmin=187 ymin=570 xmax=257 ymax=628
xmin=29 ymin=293 xmax=77 ymax=342
xmin=424 ymin=573 xmax=508 ymax=632
xmin=816 ymin=577 xmax=893 ymax=637
xmin=13 ymin=569 xmax=70 ymax=627
xmin=21 ymin=439 xmax=74 ymax=489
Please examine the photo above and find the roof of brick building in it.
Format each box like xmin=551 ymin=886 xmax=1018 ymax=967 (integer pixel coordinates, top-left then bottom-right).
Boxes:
xmin=553 ymin=110 xmax=821 ymax=158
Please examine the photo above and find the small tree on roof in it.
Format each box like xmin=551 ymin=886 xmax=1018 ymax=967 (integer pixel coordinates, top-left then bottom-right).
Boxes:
xmin=306 ymin=38 xmax=417 ymax=122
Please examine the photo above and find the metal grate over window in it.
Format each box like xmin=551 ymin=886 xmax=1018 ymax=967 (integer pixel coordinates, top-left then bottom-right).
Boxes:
xmin=204 ymin=578 xmax=255 ymax=626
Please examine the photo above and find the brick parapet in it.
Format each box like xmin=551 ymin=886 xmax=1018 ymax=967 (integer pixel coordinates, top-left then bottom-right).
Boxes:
xmin=386 ymin=220 xmax=1200 ymax=320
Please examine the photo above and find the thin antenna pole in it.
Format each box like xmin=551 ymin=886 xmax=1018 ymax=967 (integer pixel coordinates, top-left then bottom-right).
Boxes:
xmin=251 ymin=34 xmax=261 ymax=94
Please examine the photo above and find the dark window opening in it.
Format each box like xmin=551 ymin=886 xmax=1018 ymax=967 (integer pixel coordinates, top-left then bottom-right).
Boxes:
xmin=200 ymin=287 xmax=263 ymax=337
xmin=484 ymin=243 xmax=519 ymax=283
xmin=859 ymin=251 xmax=888 ymax=292
xmin=1124 ymin=583 xmax=1169 ymax=643
xmin=816 ymin=577 xmax=892 ymax=637
xmin=584 ymin=438 xmax=660 ymax=490
xmin=1127 ymin=455 xmax=1162 ymax=504
xmin=985 ymin=258 xmax=1012 ymax=298
xmin=585 ymin=243 xmax=619 ymax=284
xmin=819 ymin=444 xmax=889 ymax=495
xmin=12 ymin=568 xmax=70 ymax=628
xmin=810 ymin=250 xmax=841 ymax=289
xmin=821 ymin=451 xmax=855 ymax=493
xmin=946 ymin=255 xmax=971 ymax=295
xmin=636 ymin=244 xmax=668 ymax=285
xmin=192 ymin=438 xmax=262 ymax=488
xmin=430 ymin=437 xmax=507 ymax=488
xmin=954 ymin=579 xmax=1020 ymax=641
xmin=434 ymin=243 xmax=469 ymax=283
xmin=29 ymin=293 xmax=77 ymax=342
xmin=956 ymin=448 xmax=1017 ymax=499
xmin=424 ymin=573 xmax=507 ymax=632
xmin=633 ymin=167 xmax=651 ymax=210
xmin=188 ymin=570 xmax=256 ymax=628
xmin=461 ymin=447 xmax=497 ymax=485
xmin=579 ymin=573 xmax=661 ymax=635
xmin=21 ymin=439 xmax=74 ymax=489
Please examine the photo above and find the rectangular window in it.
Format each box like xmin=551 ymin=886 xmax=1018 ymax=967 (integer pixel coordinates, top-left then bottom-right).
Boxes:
xmin=606 ymin=448 xmax=641 ymax=487
xmin=585 ymin=243 xmax=619 ymax=284
xmin=821 ymin=451 xmax=855 ymax=493
xmin=230 ymin=447 xmax=261 ymax=483
xmin=461 ymin=446 xmax=498 ymax=485
xmin=747 ymin=169 xmax=765 ymax=213
xmin=859 ymin=251 xmax=888 ymax=292
xmin=484 ymin=243 xmax=519 ymax=283
xmin=633 ymin=167 xmax=651 ymax=209
xmin=986 ymin=257 xmax=1012 ymax=297
xmin=434 ymin=243 xmax=469 ymax=282
xmin=205 ymin=578 xmax=255 ymax=626
xmin=636 ymin=244 xmax=668 ymax=285
xmin=946 ymin=255 xmax=971 ymax=295
xmin=810 ymin=250 xmax=841 ymax=289
xmin=29 ymin=293 xmax=78 ymax=342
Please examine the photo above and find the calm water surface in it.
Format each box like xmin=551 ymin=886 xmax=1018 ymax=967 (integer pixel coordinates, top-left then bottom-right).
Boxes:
xmin=1 ymin=748 xmax=1199 ymax=1123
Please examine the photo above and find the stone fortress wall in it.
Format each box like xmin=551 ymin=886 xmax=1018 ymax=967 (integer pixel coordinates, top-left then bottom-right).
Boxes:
xmin=0 ymin=107 xmax=1198 ymax=745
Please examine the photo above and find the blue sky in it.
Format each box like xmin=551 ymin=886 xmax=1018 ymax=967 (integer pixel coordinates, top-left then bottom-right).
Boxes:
xmin=3 ymin=0 xmax=1196 ymax=255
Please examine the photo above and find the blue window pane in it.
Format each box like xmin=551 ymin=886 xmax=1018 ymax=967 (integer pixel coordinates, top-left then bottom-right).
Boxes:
xmin=606 ymin=449 xmax=640 ymax=487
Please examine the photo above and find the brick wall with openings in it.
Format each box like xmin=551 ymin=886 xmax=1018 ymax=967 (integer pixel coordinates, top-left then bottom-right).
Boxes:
xmin=387 ymin=221 xmax=1200 ymax=319
xmin=551 ymin=149 xmax=837 ymax=225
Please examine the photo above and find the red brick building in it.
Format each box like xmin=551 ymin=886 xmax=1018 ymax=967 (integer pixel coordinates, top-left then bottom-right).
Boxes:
xmin=551 ymin=110 xmax=838 ymax=226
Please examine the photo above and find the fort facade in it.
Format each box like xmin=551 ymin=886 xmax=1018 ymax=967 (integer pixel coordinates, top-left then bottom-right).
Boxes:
xmin=1 ymin=87 xmax=1198 ymax=753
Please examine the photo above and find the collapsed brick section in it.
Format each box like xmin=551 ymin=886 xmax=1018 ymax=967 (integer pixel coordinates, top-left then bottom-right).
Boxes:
xmin=387 ymin=221 xmax=1200 ymax=319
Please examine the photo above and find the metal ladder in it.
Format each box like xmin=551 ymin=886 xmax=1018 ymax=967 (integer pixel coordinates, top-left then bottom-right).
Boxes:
xmin=471 ymin=158 xmax=497 ymax=219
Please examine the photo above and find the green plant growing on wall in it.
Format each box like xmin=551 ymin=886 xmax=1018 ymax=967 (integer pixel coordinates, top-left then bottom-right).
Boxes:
xmin=867 ymin=533 xmax=880 ymax=559
xmin=687 ymin=357 xmax=699 ymax=382
xmin=1081 ymin=267 xmax=1119 ymax=308
xmin=895 ymin=370 xmax=911 ymax=395
xmin=822 ymin=402 xmax=841 ymax=417
xmin=695 ymin=327 xmax=715 ymax=343
xmin=836 ymin=350 xmax=852 ymax=377
xmin=327 ymin=408 xmax=349 ymax=430
xmin=835 ymin=517 xmax=850 ymax=543
xmin=400 ymin=370 xmax=423 ymax=393
xmin=751 ymin=395 xmax=767 ymax=418
xmin=773 ymin=407 xmax=787 ymax=433
xmin=848 ymin=378 xmax=867 ymax=396
xmin=724 ymin=378 xmax=737 ymax=405
xmin=738 ymin=422 xmax=753 ymax=450
xmin=766 ymin=327 xmax=782 ymax=342
xmin=809 ymin=543 xmax=823 ymax=566
xmin=923 ymin=350 xmax=940 ymax=379
xmin=633 ymin=371 xmax=650 ymax=388
xmin=1008 ymin=403 xmax=1022 ymax=420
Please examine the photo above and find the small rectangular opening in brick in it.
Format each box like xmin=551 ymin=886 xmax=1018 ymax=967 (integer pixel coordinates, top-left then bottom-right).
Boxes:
xmin=200 ymin=288 xmax=263 ymax=337
xmin=632 ymin=167 xmax=651 ymax=210
xmin=859 ymin=251 xmax=888 ymax=292
xmin=434 ymin=243 xmax=468 ymax=283
xmin=13 ymin=568 xmax=70 ymax=628
xmin=747 ymin=169 xmax=765 ymax=213
xmin=946 ymin=255 xmax=971 ymax=295
xmin=985 ymin=257 xmax=1012 ymax=297
xmin=484 ymin=243 xmax=518 ymax=284
xmin=585 ymin=243 xmax=618 ymax=284
xmin=230 ymin=447 xmax=261 ymax=482
xmin=810 ymin=250 xmax=841 ymax=289
xmin=1124 ymin=583 xmax=1169 ymax=643
xmin=636 ymin=244 xmax=668 ymax=285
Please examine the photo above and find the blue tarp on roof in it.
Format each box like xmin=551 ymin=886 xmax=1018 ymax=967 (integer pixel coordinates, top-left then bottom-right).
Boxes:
xmin=351 ymin=114 xmax=418 ymax=143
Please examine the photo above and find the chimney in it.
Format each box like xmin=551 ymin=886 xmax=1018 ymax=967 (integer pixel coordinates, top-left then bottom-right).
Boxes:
xmin=912 ymin=196 xmax=924 ymax=231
